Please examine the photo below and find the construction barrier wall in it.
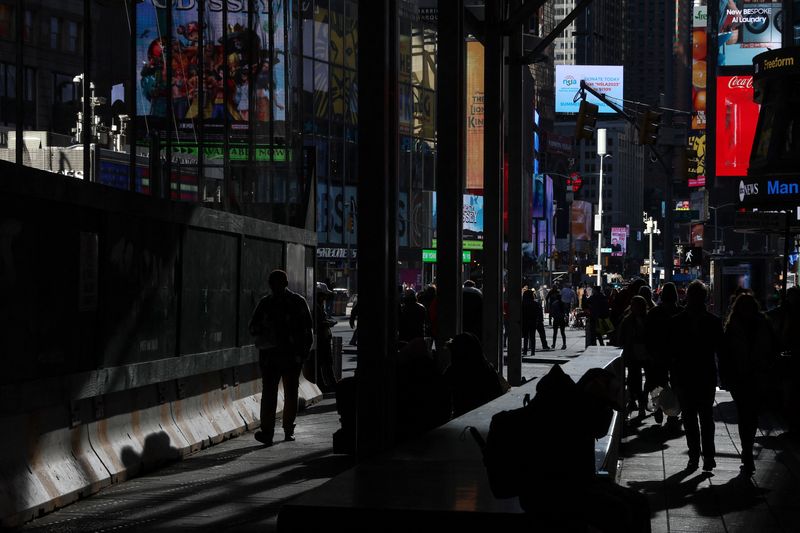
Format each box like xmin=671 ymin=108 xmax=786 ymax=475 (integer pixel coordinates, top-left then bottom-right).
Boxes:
xmin=0 ymin=163 xmax=322 ymax=526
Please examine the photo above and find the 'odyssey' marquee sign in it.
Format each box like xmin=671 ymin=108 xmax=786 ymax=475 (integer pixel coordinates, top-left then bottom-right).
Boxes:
xmin=738 ymin=174 xmax=800 ymax=207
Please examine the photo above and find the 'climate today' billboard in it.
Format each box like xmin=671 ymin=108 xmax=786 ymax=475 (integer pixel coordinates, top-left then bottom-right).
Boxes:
xmin=555 ymin=65 xmax=624 ymax=114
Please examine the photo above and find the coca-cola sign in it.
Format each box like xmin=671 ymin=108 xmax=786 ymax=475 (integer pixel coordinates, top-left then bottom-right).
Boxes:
xmin=727 ymin=76 xmax=754 ymax=90
xmin=716 ymin=76 xmax=759 ymax=177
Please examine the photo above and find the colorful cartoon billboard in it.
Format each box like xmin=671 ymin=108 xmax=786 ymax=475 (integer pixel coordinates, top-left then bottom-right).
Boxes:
xmin=136 ymin=0 xmax=286 ymax=136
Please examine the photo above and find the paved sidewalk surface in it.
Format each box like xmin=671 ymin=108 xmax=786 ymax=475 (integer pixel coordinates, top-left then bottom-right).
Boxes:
xmin=618 ymin=391 xmax=800 ymax=533
xmin=19 ymin=324 xmax=800 ymax=532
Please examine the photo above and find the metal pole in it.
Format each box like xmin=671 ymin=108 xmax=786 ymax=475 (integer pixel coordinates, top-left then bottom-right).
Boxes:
xmin=782 ymin=211 xmax=791 ymax=302
xmin=596 ymin=129 xmax=606 ymax=287
xmin=649 ymin=221 xmax=654 ymax=287
xmin=596 ymin=155 xmax=603 ymax=286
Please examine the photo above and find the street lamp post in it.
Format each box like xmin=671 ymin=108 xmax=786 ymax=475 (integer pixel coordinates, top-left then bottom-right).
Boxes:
xmin=643 ymin=212 xmax=660 ymax=288
xmin=596 ymin=129 xmax=610 ymax=286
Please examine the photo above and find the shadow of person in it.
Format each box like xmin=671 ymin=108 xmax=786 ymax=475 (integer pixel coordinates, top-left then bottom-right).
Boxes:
xmin=620 ymin=424 xmax=671 ymax=458
xmin=121 ymin=431 xmax=181 ymax=477
xmin=690 ymin=472 xmax=771 ymax=517
xmin=625 ymin=469 xmax=713 ymax=516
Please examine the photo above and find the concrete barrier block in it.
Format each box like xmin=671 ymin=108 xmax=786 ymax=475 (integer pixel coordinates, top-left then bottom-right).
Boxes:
xmin=0 ymin=403 xmax=108 ymax=527
xmin=87 ymin=385 xmax=188 ymax=484
xmin=231 ymin=364 xmax=262 ymax=429
xmin=170 ymin=374 xmax=228 ymax=451
xmin=198 ymin=372 xmax=246 ymax=441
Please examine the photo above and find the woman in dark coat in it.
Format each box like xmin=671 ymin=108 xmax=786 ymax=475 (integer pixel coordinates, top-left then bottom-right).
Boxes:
xmin=720 ymin=293 xmax=777 ymax=474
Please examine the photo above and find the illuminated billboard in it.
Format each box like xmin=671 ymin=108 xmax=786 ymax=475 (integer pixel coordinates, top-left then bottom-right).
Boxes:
xmin=555 ymin=65 xmax=624 ymax=114
xmin=610 ymin=227 xmax=627 ymax=257
xmin=717 ymin=0 xmax=783 ymax=67
xmin=716 ymin=76 xmax=760 ymax=177
xmin=466 ymin=41 xmax=485 ymax=190
xmin=688 ymin=134 xmax=706 ymax=187
xmin=136 ymin=0 xmax=286 ymax=135
xmin=571 ymin=201 xmax=593 ymax=241
xmin=692 ymin=6 xmax=707 ymax=130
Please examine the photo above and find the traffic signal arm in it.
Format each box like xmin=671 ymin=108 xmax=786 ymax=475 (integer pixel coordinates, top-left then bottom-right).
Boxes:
xmin=578 ymin=79 xmax=670 ymax=175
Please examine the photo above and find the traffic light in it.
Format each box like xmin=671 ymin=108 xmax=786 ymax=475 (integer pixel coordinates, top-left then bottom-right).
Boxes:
xmin=637 ymin=109 xmax=662 ymax=145
xmin=575 ymin=100 xmax=599 ymax=141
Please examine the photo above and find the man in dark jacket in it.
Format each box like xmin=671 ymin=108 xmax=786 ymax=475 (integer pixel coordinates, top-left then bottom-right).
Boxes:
xmin=249 ymin=270 xmax=314 ymax=446
xmin=462 ymin=280 xmax=483 ymax=340
xmin=668 ymin=280 xmax=723 ymax=471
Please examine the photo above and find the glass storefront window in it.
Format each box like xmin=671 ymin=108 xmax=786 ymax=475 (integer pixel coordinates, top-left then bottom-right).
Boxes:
xmin=0 ymin=0 xmax=327 ymax=232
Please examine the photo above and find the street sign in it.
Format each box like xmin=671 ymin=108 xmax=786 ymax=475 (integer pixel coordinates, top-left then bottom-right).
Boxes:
xmin=422 ymin=249 xmax=471 ymax=263
xmin=601 ymin=247 xmax=612 ymax=253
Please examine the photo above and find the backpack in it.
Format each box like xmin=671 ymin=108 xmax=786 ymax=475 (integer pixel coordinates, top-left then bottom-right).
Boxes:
xmin=468 ymin=364 xmax=577 ymax=499
xmin=469 ymin=393 xmax=537 ymax=498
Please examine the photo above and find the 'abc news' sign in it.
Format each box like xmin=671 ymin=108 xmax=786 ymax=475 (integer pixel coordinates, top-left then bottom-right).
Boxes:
xmin=738 ymin=175 xmax=800 ymax=207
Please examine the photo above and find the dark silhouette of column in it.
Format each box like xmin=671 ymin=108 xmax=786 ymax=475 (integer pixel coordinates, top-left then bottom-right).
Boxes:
xmin=436 ymin=0 xmax=465 ymax=355
xmin=506 ymin=0 xmax=523 ymax=385
xmin=356 ymin=0 xmax=399 ymax=459
xmin=482 ymin=0 xmax=505 ymax=372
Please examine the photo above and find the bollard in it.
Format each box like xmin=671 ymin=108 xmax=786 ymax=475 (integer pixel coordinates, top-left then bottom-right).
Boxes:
xmin=332 ymin=336 xmax=343 ymax=381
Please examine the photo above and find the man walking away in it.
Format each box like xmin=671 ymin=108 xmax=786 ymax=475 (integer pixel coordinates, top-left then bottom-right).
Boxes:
xmin=669 ymin=280 xmax=723 ymax=471
xmin=249 ymin=270 xmax=314 ymax=446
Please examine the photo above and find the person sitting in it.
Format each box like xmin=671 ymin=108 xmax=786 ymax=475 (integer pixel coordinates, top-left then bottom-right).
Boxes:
xmin=519 ymin=365 xmax=651 ymax=533
xmin=443 ymin=332 xmax=508 ymax=418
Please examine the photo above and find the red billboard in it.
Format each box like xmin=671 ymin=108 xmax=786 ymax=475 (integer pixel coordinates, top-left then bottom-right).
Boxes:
xmin=715 ymin=76 xmax=759 ymax=177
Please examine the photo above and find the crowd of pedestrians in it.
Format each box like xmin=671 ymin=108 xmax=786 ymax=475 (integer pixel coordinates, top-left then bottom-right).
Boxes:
xmin=248 ymin=270 xmax=800 ymax=533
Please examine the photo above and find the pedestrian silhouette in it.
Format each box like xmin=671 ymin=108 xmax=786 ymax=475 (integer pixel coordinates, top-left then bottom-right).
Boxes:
xmin=720 ymin=293 xmax=777 ymax=474
xmin=669 ymin=280 xmax=723 ymax=472
xmin=248 ymin=269 xmax=314 ymax=446
xmin=550 ymin=297 xmax=567 ymax=349
xmin=587 ymin=285 xmax=611 ymax=346
xmin=348 ymin=300 xmax=359 ymax=346
xmin=644 ymin=282 xmax=683 ymax=428
xmin=314 ymin=282 xmax=338 ymax=392
xmin=398 ymin=289 xmax=427 ymax=343
xmin=521 ymin=289 xmax=539 ymax=355
xmin=462 ymin=280 xmax=483 ymax=340
xmin=443 ymin=332 xmax=508 ymax=418
xmin=618 ymin=295 xmax=650 ymax=419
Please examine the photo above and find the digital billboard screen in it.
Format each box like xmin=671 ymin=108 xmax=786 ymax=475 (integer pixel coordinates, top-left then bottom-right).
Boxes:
xmin=610 ymin=227 xmax=627 ymax=257
xmin=466 ymin=41 xmax=485 ymax=190
xmin=571 ymin=201 xmax=593 ymax=241
xmin=692 ymin=6 xmax=707 ymax=130
xmin=136 ymin=0 xmax=286 ymax=136
xmin=555 ymin=65 xmax=624 ymax=114
xmin=716 ymin=76 xmax=760 ymax=177
xmin=717 ymin=0 xmax=783 ymax=67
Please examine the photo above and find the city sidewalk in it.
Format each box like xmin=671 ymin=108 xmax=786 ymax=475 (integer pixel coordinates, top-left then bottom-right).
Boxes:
xmin=618 ymin=391 xmax=800 ymax=533
xmin=19 ymin=325 xmax=800 ymax=532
